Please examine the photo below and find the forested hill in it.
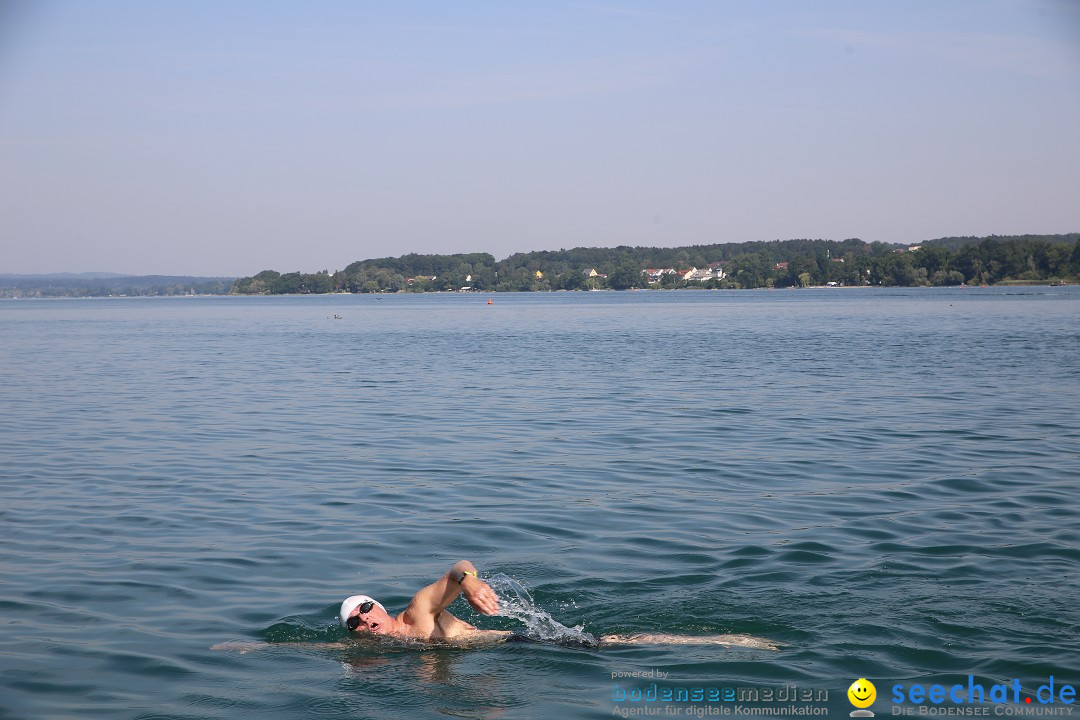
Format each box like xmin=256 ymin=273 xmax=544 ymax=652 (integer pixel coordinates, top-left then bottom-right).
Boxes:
xmin=923 ymin=233 xmax=1079 ymax=252
xmin=232 ymin=234 xmax=1080 ymax=294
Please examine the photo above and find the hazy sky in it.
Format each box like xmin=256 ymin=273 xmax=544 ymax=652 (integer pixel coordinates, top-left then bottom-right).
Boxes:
xmin=1 ymin=0 xmax=1078 ymax=276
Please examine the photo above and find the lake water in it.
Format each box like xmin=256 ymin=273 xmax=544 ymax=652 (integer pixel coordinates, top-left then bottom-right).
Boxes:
xmin=1 ymin=287 xmax=1078 ymax=719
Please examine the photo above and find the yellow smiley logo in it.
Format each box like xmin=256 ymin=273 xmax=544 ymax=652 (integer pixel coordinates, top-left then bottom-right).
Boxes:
xmin=848 ymin=679 xmax=876 ymax=709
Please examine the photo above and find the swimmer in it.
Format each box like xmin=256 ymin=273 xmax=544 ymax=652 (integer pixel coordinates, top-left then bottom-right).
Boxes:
xmin=338 ymin=561 xmax=776 ymax=649
xmin=339 ymin=560 xmax=508 ymax=643
xmin=212 ymin=560 xmax=779 ymax=652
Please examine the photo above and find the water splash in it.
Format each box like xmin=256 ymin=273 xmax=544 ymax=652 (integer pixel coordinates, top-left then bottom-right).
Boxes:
xmin=486 ymin=573 xmax=599 ymax=647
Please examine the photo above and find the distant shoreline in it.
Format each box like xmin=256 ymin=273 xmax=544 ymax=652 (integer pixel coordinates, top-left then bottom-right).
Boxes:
xmin=4 ymin=282 xmax=1074 ymax=301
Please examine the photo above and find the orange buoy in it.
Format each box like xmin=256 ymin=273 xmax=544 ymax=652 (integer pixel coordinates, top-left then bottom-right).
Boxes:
xmin=488 ymin=298 xmax=493 ymax=304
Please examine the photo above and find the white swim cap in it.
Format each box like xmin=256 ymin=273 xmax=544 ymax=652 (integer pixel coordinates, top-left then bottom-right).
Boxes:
xmin=339 ymin=595 xmax=386 ymax=627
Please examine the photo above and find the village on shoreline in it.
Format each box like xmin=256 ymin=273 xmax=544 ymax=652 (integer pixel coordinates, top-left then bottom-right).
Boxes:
xmin=229 ymin=234 xmax=1079 ymax=295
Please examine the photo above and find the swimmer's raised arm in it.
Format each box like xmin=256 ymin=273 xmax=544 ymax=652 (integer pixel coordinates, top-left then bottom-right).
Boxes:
xmin=404 ymin=560 xmax=499 ymax=623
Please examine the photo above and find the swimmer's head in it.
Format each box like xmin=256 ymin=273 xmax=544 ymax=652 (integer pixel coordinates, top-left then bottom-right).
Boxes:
xmin=339 ymin=595 xmax=388 ymax=633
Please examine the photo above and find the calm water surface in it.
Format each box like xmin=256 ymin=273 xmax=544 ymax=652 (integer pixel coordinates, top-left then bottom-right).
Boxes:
xmin=1 ymin=288 xmax=1078 ymax=719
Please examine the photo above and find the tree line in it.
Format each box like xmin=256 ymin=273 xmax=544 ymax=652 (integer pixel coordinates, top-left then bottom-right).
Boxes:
xmin=231 ymin=234 xmax=1080 ymax=294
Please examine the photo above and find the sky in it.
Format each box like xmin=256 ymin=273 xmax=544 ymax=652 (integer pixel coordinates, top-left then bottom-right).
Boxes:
xmin=1 ymin=0 xmax=1078 ymax=276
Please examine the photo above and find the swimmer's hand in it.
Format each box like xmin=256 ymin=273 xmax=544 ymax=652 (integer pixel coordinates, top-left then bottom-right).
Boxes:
xmin=462 ymin=575 xmax=500 ymax=615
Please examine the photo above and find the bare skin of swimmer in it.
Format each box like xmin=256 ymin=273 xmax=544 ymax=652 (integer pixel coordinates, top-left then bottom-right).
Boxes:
xmin=346 ymin=560 xmax=506 ymax=642
xmin=343 ymin=561 xmax=777 ymax=648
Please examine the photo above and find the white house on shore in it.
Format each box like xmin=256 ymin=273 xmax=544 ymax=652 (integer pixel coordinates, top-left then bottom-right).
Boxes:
xmin=642 ymin=265 xmax=726 ymax=284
